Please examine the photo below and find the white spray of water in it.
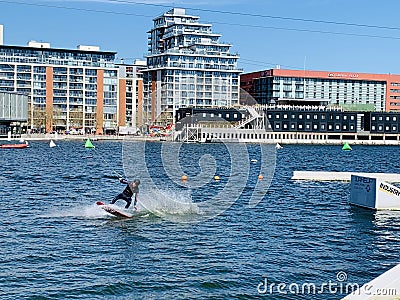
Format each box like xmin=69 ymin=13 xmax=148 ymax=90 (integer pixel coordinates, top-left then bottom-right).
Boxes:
xmin=139 ymin=188 xmax=200 ymax=218
xmin=42 ymin=190 xmax=200 ymax=221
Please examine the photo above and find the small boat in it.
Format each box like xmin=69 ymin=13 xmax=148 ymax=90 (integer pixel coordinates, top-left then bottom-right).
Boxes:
xmin=1 ymin=143 xmax=29 ymax=149
xmin=49 ymin=140 xmax=56 ymax=148
xmin=276 ymin=143 xmax=283 ymax=149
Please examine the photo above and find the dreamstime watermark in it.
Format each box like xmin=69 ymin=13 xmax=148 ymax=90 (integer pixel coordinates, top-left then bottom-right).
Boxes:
xmin=256 ymin=271 xmax=398 ymax=296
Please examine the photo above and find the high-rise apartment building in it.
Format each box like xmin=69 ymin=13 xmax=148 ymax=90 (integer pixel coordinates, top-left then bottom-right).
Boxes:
xmin=0 ymin=38 xmax=119 ymax=134
xmin=143 ymin=8 xmax=242 ymax=125
xmin=117 ymin=60 xmax=146 ymax=131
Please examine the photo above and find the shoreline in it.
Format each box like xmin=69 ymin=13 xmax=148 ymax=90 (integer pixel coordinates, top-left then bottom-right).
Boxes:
xmin=1 ymin=134 xmax=400 ymax=145
xmin=0 ymin=134 xmax=165 ymax=142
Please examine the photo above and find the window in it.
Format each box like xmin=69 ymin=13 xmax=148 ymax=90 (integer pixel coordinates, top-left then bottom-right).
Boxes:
xmin=299 ymin=114 xmax=303 ymax=119
xmin=372 ymin=125 xmax=376 ymax=131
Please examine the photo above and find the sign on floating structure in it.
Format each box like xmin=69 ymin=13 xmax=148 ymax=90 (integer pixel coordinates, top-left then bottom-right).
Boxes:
xmin=350 ymin=175 xmax=400 ymax=210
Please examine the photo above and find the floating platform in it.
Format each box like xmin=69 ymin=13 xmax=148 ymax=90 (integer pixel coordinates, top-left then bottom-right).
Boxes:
xmin=292 ymin=171 xmax=400 ymax=183
xmin=343 ymin=263 xmax=400 ymax=299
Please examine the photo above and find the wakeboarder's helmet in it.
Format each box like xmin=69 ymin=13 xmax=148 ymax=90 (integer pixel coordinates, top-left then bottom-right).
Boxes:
xmin=133 ymin=179 xmax=141 ymax=185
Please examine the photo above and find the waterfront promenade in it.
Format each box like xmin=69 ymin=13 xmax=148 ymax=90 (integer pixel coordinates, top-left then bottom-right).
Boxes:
xmin=2 ymin=131 xmax=400 ymax=145
xmin=0 ymin=133 xmax=165 ymax=142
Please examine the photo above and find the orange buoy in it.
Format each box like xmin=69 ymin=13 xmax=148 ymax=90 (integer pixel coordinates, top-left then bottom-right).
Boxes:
xmin=214 ymin=175 xmax=220 ymax=181
xmin=182 ymin=175 xmax=188 ymax=182
xmin=258 ymin=174 xmax=263 ymax=180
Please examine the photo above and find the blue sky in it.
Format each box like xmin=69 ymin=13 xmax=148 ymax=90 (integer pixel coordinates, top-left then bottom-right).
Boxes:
xmin=1 ymin=0 xmax=400 ymax=74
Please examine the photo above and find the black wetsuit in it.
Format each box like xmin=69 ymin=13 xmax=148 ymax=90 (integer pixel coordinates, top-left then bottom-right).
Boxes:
xmin=111 ymin=179 xmax=139 ymax=209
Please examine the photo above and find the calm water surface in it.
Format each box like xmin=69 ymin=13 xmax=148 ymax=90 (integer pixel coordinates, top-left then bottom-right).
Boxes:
xmin=1 ymin=141 xmax=400 ymax=299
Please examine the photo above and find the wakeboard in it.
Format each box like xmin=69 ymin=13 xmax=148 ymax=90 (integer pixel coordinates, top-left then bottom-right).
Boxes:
xmin=96 ymin=201 xmax=134 ymax=218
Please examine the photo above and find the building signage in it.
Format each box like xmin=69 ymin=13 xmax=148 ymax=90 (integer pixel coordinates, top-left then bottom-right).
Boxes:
xmin=328 ymin=73 xmax=359 ymax=78
xmin=350 ymin=175 xmax=400 ymax=210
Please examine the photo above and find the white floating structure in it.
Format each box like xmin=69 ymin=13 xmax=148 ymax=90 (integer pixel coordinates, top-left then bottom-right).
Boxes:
xmin=49 ymin=140 xmax=56 ymax=148
xmin=343 ymin=263 xmax=400 ymax=299
xmin=349 ymin=175 xmax=400 ymax=210
xmin=276 ymin=143 xmax=283 ymax=149
xmin=292 ymin=171 xmax=400 ymax=183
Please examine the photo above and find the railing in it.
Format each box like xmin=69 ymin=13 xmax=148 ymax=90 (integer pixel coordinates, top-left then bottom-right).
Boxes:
xmin=256 ymin=104 xmax=344 ymax=112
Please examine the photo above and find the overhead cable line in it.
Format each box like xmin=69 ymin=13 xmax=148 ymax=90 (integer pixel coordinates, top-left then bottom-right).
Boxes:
xmin=1 ymin=0 xmax=400 ymax=33
xmin=0 ymin=0 xmax=153 ymax=17
xmin=95 ymin=0 xmax=400 ymax=32
xmin=206 ymin=20 xmax=400 ymax=40
xmin=1 ymin=0 xmax=400 ymax=41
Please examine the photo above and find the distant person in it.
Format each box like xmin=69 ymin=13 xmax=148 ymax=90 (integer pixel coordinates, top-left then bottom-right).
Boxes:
xmin=111 ymin=178 xmax=140 ymax=210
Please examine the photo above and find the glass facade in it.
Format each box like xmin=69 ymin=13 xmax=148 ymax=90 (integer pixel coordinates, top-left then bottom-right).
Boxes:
xmin=244 ymin=71 xmax=388 ymax=111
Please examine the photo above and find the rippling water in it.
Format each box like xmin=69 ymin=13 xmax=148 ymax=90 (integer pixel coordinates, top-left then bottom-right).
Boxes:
xmin=1 ymin=140 xmax=400 ymax=299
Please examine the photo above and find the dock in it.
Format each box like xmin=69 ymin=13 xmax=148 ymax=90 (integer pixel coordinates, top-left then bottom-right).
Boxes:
xmin=291 ymin=171 xmax=400 ymax=183
xmin=342 ymin=264 xmax=400 ymax=299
